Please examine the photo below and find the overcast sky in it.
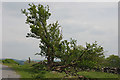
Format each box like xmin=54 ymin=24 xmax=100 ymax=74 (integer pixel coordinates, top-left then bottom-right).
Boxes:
xmin=2 ymin=2 xmax=118 ymax=60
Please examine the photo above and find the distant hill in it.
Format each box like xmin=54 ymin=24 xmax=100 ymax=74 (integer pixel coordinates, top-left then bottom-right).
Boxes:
xmin=1 ymin=58 xmax=25 ymax=65
xmin=12 ymin=59 xmax=25 ymax=65
xmin=1 ymin=58 xmax=60 ymax=65
xmin=2 ymin=59 xmax=19 ymax=64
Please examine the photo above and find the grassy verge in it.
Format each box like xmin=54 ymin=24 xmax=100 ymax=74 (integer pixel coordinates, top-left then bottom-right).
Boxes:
xmin=2 ymin=63 xmax=65 ymax=78
xmin=78 ymin=71 xmax=119 ymax=78
xmin=2 ymin=63 xmax=119 ymax=79
xmin=2 ymin=63 xmax=34 ymax=78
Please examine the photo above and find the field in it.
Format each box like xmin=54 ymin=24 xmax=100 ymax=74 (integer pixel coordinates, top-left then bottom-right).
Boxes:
xmin=2 ymin=63 xmax=119 ymax=79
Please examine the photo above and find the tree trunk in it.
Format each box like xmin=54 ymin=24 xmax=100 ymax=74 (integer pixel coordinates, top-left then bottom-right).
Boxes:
xmin=51 ymin=56 xmax=54 ymax=67
xmin=47 ymin=56 xmax=54 ymax=70
xmin=47 ymin=46 xmax=54 ymax=70
xmin=47 ymin=55 xmax=51 ymax=70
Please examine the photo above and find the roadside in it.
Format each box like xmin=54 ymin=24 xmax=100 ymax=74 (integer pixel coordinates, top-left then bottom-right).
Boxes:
xmin=0 ymin=63 xmax=2 ymax=79
xmin=0 ymin=64 xmax=20 ymax=78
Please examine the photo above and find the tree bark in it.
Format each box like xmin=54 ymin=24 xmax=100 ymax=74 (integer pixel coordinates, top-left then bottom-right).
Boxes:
xmin=47 ymin=47 xmax=54 ymax=70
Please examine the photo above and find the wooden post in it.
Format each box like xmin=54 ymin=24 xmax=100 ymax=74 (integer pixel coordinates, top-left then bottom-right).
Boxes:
xmin=28 ymin=57 xmax=31 ymax=63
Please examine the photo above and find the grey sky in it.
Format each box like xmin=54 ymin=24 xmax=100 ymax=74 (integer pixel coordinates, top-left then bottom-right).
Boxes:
xmin=118 ymin=2 xmax=120 ymax=57
xmin=2 ymin=2 xmax=118 ymax=60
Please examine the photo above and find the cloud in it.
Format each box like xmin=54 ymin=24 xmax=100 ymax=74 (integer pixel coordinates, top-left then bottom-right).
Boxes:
xmin=2 ymin=2 xmax=118 ymax=59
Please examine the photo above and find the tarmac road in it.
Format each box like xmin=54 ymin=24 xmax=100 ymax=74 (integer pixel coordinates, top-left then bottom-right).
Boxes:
xmin=0 ymin=64 xmax=20 ymax=79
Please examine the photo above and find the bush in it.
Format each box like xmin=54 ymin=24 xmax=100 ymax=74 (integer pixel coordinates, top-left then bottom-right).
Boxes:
xmin=32 ymin=71 xmax=46 ymax=78
xmin=2 ymin=59 xmax=19 ymax=65
xmin=24 ymin=60 xmax=37 ymax=65
xmin=78 ymin=60 xmax=96 ymax=70
xmin=32 ymin=63 xmax=46 ymax=73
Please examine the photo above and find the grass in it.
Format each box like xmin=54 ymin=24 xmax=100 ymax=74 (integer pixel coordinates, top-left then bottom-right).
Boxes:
xmin=32 ymin=71 xmax=66 ymax=78
xmin=0 ymin=60 xmax=2 ymax=63
xmin=78 ymin=71 xmax=119 ymax=78
xmin=44 ymin=71 xmax=65 ymax=78
xmin=3 ymin=63 xmax=34 ymax=78
xmin=2 ymin=63 xmax=119 ymax=79
xmin=2 ymin=63 xmax=65 ymax=78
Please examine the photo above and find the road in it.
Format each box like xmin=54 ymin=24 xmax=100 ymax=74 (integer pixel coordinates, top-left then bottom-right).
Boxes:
xmin=0 ymin=64 xmax=20 ymax=79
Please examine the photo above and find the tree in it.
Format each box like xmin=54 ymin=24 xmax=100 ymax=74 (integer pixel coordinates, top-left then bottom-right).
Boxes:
xmin=57 ymin=40 xmax=104 ymax=69
xmin=57 ymin=38 xmax=79 ymax=65
xmin=21 ymin=3 xmax=62 ymax=69
xmin=62 ymin=41 xmax=105 ymax=69
xmin=54 ymin=40 xmax=105 ymax=78
xmin=22 ymin=4 xmax=105 ymax=75
xmin=78 ymin=41 xmax=105 ymax=69
xmin=105 ymin=55 xmax=120 ymax=68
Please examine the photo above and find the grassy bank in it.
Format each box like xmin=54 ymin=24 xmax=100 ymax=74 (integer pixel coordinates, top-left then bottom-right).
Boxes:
xmin=2 ymin=63 xmax=65 ymax=78
xmin=2 ymin=63 xmax=119 ymax=79
xmin=2 ymin=63 xmax=33 ymax=78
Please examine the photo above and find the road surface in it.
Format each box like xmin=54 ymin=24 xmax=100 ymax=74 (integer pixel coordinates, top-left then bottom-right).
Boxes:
xmin=0 ymin=64 xmax=20 ymax=79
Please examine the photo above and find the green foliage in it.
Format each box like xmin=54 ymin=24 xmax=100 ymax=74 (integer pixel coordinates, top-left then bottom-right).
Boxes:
xmin=105 ymin=55 xmax=120 ymax=68
xmin=22 ymin=3 xmax=105 ymax=74
xmin=77 ymin=41 xmax=105 ymax=68
xmin=24 ymin=60 xmax=37 ymax=65
xmin=32 ymin=71 xmax=46 ymax=78
xmin=57 ymin=38 xmax=80 ymax=65
xmin=32 ymin=63 xmax=46 ymax=73
xmin=22 ymin=3 xmax=63 ymax=68
xmin=78 ymin=60 xmax=96 ymax=69
xmin=4 ymin=63 xmax=119 ymax=78
xmin=58 ymin=40 xmax=104 ymax=69
xmin=2 ymin=59 xmax=19 ymax=65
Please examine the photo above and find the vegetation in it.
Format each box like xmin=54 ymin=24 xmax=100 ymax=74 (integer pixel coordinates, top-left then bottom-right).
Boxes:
xmin=21 ymin=3 xmax=104 ymax=68
xmin=0 ymin=60 xmax=2 ymax=63
xmin=2 ymin=59 xmax=19 ymax=65
xmin=77 ymin=71 xmax=118 ymax=78
xmin=2 ymin=62 xmax=119 ymax=79
xmin=20 ymin=3 xmax=120 ymax=79
xmin=24 ymin=60 xmax=37 ymax=65
xmin=21 ymin=3 xmax=62 ymax=70
xmin=105 ymin=55 xmax=120 ymax=68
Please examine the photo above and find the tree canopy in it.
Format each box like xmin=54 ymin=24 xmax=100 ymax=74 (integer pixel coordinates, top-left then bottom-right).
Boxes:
xmin=22 ymin=3 xmax=62 ymax=69
xmin=22 ymin=3 xmax=105 ymax=71
xmin=105 ymin=55 xmax=120 ymax=68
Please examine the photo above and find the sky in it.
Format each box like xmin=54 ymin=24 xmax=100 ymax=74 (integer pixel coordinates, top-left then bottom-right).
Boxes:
xmin=2 ymin=2 xmax=118 ymax=60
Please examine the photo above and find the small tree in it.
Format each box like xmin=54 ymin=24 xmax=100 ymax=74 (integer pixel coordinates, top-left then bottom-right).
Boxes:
xmin=22 ymin=3 xmax=62 ymax=69
xmin=105 ymin=55 xmax=120 ymax=68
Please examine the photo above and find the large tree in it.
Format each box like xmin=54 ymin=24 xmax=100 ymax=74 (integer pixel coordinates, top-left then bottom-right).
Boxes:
xmin=22 ymin=3 xmax=105 ymax=73
xmin=21 ymin=3 xmax=62 ymax=69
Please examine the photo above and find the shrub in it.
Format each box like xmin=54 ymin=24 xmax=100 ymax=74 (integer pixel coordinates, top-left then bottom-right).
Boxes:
xmin=2 ymin=59 xmax=19 ymax=65
xmin=32 ymin=63 xmax=46 ymax=73
xmin=32 ymin=71 xmax=46 ymax=78
xmin=24 ymin=60 xmax=37 ymax=65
